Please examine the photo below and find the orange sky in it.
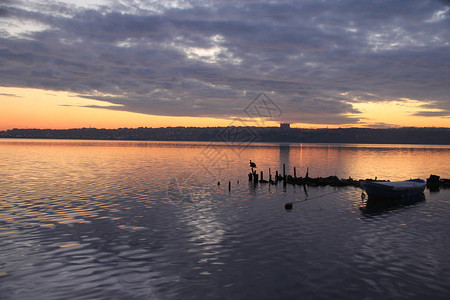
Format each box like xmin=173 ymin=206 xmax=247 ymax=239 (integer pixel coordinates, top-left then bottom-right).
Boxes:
xmin=1 ymin=86 xmax=449 ymax=130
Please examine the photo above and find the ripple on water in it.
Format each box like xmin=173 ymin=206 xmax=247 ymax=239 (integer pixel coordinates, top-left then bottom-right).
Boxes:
xmin=1 ymin=141 xmax=450 ymax=299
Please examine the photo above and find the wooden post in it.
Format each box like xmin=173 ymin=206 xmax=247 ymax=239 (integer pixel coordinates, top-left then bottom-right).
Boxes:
xmin=248 ymin=173 xmax=253 ymax=181
xmin=276 ymin=171 xmax=279 ymax=180
xmin=294 ymin=167 xmax=297 ymax=178
xmin=260 ymin=171 xmax=264 ymax=181
xmin=228 ymin=181 xmax=231 ymax=191
xmin=283 ymin=164 xmax=286 ymax=178
xmin=253 ymin=173 xmax=259 ymax=185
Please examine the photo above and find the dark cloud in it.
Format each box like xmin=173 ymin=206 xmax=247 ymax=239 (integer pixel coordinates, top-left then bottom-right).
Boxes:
xmin=0 ymin=0 xmax=449 ymax=125
xmin=413 ymin=111 xmax=450 ymax=117
xmin=0 ymin=7 xmax=10 ymax=17
xmin=0 ymin=93 xmax=20 ymax=97
xmin=358 ymin=122 xmax=401 ymax=129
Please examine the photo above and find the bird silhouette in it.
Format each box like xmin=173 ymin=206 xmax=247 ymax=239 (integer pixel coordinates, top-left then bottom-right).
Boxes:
xmin=249 ymin=160 xmax=257 ymax=173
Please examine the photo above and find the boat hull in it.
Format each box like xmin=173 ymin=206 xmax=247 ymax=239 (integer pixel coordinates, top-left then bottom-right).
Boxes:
xmin=361 ymin=179 xmax=426 ymax=199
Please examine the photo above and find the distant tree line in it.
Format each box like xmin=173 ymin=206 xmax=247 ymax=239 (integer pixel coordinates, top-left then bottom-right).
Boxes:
xmin=0 ymin=127 xmax=449 ymax=145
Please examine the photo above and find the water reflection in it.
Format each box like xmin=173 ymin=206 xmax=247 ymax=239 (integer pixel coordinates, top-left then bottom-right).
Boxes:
xmin=238 ymin=143 xmax=450 ymax=181
xmin=1 ymin=140 xmax=450 ymax=299
xmin=182 ymin=205 xmax=226 ymax=263
xmin=360 ymin=193 xmax=426 ymax=216
xmin=278 ymin=144 xmax=291 ymax=175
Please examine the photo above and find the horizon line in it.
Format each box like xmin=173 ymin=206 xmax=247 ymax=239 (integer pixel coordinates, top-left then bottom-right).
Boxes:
xmin=2 ymin=126 xmax=450 ymax=131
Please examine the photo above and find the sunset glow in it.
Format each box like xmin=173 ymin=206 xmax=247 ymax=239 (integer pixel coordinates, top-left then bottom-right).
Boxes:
xmin=352 ymin=100 xmax=450 ymax=128
xmin=0 ymin=87 xmax=247 ymax=130
xmin=1 ymin=87 xmax=448 ymax=130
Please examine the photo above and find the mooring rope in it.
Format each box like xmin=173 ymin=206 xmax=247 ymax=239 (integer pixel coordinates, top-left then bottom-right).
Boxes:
xmin=285 ymin=189 xmax=341 ymax=210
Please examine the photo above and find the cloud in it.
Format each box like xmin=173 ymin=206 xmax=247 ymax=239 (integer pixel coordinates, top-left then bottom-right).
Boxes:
xmin=356 ymin=122 xmax=401 ymax=129
xmin=0 ymin=93 xmax=20 ymax=97
xmin=413 ymin=111 xmax=450 ymax=117
xmin=0 ymin=0 xmax=449 ymax=125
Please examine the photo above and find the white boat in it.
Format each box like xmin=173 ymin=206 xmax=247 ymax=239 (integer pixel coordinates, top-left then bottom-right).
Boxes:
xmin=361 ymin=179 xmax=426 ymax=199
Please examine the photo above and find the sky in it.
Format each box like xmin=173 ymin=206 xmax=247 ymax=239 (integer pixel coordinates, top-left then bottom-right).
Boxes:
xmin=0 ymin=0 xmax=449 ymax=130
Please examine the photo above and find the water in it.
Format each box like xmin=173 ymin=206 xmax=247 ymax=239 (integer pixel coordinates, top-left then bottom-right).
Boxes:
xmin=1 ymin=139 xmax=449 ymax=299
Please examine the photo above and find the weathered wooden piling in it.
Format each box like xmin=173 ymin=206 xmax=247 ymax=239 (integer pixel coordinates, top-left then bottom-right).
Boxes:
xmin=258 ymin=171 xmax=268 ymax=183
xmin=245 ymin=163 xmax=449 ymax=190
xmin=427 ymin=174 xmax=450 ymax=190
xmin=228 ymin=181 xmax=231 ymax=191
xmin=253 ymin=173 xmax=259 ymax=185
xmin=427 ymin=174 xmax=440 ymax=186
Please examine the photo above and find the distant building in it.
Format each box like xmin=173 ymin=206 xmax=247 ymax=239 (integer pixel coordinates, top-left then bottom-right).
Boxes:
xmin=280 ymin=123 xmax=291 ymax=130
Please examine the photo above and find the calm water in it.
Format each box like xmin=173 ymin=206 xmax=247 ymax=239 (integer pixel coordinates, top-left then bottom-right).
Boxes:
xmin=1 ymin=139 xmax=449 ymax=299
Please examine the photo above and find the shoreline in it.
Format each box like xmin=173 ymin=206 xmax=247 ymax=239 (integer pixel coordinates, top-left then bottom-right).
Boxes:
xmin=1 ymin=127 xmax=449 ymax=145
xmin=1 ymin=137 xmax=450 ymax=147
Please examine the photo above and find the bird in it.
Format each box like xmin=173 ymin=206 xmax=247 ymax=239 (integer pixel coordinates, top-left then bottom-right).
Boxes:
xmin=249 ymin=160 xmax=257 ymax=174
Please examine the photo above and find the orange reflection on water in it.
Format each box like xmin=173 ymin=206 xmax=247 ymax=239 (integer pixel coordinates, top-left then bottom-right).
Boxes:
xmin=1 ymin=140 xmax=449 ymax=236
xmin=236 ymin=143 xmax=450 ymax=181
xmin=59 ymin=243 xmax=81 ymax=248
